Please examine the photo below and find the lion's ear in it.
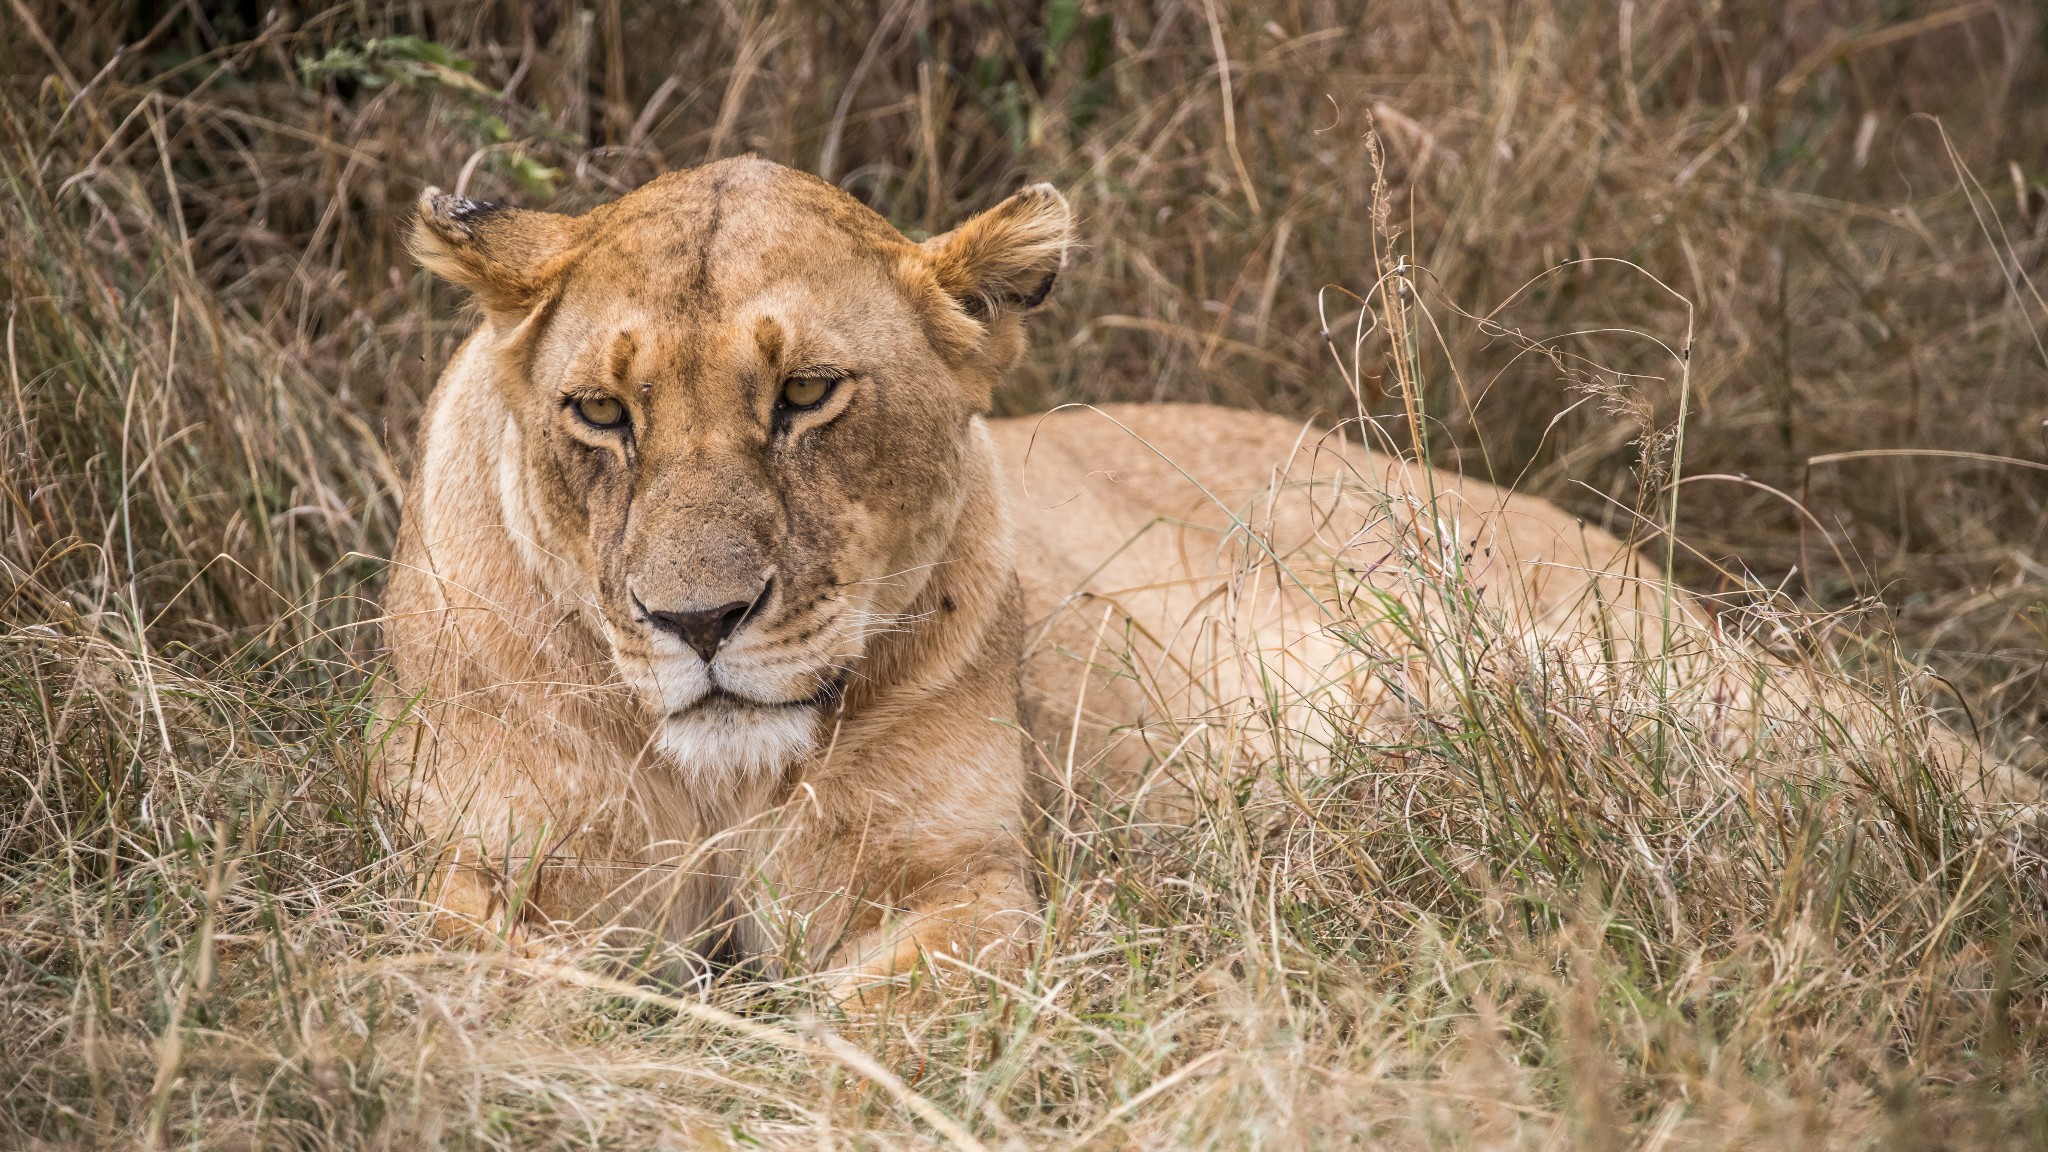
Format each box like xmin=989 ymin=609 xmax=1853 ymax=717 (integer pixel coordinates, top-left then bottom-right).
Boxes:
xmin=410 ymin=187 xmax=584 ymax=318
xmin=920 ymin=183 xmax=1072 ymax=322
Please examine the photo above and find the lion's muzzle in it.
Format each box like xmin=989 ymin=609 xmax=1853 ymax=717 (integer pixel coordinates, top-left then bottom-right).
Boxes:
xmin=637 ymin=577 xmax=770 ymax=663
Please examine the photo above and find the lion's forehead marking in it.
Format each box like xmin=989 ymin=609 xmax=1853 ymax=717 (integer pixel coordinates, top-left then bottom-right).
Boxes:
xmin=686 ymin=172 xmax=731 ymax=300
xmin=576 ymin=178 xmax=898 ymax=322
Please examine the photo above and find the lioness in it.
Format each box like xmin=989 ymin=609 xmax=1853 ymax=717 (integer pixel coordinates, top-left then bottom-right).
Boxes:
xmin=382 ymin=157 xmax=2018 ymax=997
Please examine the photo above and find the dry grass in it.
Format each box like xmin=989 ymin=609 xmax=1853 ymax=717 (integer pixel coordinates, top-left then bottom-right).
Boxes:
xmin=5 ymin=1 xmax=2048 ymax=1147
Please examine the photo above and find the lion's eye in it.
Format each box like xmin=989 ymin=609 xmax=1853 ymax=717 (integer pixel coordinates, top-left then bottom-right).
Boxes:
xmin=779 ymin=375 xmax=836 ymax=411
xmin=572 ymin=395 xmax=627 ymax=429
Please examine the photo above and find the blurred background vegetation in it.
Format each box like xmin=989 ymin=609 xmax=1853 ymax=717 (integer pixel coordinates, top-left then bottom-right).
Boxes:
xmin=8 ymin=0 xmax=2048 ymax=757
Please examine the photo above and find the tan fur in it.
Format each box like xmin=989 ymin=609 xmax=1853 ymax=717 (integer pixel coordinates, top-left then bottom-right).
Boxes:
xmin=1000 ymin=406 xmax=2038 ymax=817
xmin=386 ymin=159 xmax=1062 ymax=994
xmin=383 ymin=158 xmax=2029 ymax=999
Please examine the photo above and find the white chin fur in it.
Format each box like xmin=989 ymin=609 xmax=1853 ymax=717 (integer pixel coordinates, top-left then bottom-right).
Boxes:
xmin=658 ymin=701 xmax=820 ymax=780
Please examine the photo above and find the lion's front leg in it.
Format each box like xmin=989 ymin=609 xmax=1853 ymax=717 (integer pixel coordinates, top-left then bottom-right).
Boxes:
xmin=419 ymin=854 xmax=543 ymax=951
xmin=819 ymin=864 xmax=1039 ymax=1006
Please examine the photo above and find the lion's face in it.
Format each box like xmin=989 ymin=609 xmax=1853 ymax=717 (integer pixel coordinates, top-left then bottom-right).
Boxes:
xmin=412 ymin=159 xmax=1069 ymax=776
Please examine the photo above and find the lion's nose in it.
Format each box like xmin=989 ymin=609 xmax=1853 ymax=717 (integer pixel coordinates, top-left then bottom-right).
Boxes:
xmin=640 ymin=583 xmax=767 ymax=663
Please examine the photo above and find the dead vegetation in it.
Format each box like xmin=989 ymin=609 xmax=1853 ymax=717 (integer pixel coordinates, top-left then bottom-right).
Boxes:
xmin=4 ymin=1 xmax=2048 ymax=1147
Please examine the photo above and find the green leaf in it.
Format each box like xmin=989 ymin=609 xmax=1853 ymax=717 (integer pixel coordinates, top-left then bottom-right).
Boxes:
xmin=503 ymin=153 xmax=562 ymax=199
xmin=1083 ymin=13 xmax=1113 ymax=79
xmin=294 ymin=36 xmax=494 ymax=98
xmin=1046 ymin=0 xmax=1083 ymax=56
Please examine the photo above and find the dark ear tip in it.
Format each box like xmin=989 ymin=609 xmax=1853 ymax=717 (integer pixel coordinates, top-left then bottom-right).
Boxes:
xmin=416 ymin=186 xmax=502 ymax=237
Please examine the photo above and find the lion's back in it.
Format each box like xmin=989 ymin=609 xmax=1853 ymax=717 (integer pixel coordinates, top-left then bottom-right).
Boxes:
xmin=986 ymin=403 xmax=1652 ymax=787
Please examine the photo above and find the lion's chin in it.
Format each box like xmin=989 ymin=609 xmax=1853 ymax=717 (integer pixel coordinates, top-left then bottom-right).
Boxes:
xmin=657 ymin=696 xmax=821 ymax=781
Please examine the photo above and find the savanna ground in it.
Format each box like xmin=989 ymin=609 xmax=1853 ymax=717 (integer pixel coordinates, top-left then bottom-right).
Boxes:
xmin=6 ymin=1 xmax=2048 ymax=1147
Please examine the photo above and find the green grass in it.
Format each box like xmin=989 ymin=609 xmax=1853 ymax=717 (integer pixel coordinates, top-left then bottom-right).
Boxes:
xmin=5 ymin=2 xmax=2048 ymax=1147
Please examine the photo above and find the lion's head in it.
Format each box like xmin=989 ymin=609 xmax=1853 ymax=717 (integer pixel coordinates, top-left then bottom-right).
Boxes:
xmin=409 ymin=157 xmax=1070 ymax=777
